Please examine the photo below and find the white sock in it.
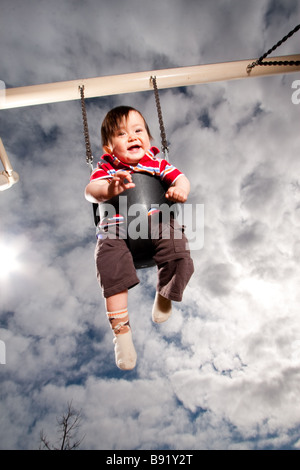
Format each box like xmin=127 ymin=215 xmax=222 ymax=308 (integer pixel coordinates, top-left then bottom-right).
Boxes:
xmin=106 ymin=308 xmax=137 ymax=370
xmin=152 ymin=293 xmax=172 ymax=323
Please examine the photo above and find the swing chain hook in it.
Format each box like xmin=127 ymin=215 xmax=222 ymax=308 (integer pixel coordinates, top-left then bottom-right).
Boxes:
xmin=151 ymin=76 xmax=169 ymax=159
xmin=247 ymin=23 xmax=300 ymax=73
xmin=79 ymin=85 xmax=94 ymax=172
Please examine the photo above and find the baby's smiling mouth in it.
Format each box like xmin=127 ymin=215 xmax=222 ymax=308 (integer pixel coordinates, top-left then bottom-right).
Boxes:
xmin=128 ymin=145 xmax=141 ymax=151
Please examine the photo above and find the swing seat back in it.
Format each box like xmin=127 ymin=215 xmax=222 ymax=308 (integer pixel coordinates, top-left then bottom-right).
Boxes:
xmin=94 ymin=173 xmax=176 ymax=269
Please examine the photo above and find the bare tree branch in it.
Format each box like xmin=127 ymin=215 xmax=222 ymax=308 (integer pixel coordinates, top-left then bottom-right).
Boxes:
xmin=39 ymin=401 xmax=85 ymax=450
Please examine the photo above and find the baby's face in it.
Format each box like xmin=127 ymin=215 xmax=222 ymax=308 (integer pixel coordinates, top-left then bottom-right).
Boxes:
xmin=106 ymin=111 xmax=151 ymax=165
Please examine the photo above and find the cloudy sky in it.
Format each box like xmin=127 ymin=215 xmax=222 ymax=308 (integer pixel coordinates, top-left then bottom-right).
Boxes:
xmin=1 ymin=0 xmax=300 ymax=451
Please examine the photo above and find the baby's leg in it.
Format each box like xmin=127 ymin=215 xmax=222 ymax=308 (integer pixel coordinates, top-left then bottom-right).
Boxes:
xmin=106 ymin=289 xmax=128 ymax=313
xmin=106 ymin=290 xmax=137 ymax=370
xmin=95 ymin=236 xmax=139 ymax=370
xmin=152 ymin=218 xmax=194 ymax=320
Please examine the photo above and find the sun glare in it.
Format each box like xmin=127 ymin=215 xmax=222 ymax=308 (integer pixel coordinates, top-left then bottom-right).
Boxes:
xmin=0 ymin=243 xmax=20 ymax=279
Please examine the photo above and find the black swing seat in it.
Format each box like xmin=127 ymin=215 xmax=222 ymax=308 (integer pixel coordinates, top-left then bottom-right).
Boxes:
xmin=93 ymin=173 xmax=176 ymax=269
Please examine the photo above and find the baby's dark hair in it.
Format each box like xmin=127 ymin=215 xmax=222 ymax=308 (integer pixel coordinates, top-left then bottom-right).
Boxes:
xmin=101 ymin=106 xmax=152 ymax=147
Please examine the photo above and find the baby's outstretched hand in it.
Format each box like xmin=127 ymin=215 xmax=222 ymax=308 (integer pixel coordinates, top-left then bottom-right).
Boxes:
xmin=165 ymin=186 xmax=188 ymax=203
xmin=108 ymin=171 xmax=135 ymax=198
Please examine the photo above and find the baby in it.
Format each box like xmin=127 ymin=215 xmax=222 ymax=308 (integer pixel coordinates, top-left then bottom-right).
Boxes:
xmin=85 ymin=106 xmax=194 ymax=370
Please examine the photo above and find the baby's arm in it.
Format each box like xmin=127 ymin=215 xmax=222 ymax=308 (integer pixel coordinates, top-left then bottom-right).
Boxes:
xmin=165 ymin=175 xmax=190 ymax=203
xmin=85 ymin=171 xmax=135 ymax=203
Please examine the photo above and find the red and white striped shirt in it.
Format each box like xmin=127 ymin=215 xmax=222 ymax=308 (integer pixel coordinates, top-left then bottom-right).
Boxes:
xmin=90 ymin=147 xmax=183 ymax=186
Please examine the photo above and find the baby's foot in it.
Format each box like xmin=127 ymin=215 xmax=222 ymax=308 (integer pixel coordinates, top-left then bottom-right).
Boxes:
xmin=152 ymin=293 xmax=172 ymax=323
xmin=113 ymin=330 xmax=137 ymax=370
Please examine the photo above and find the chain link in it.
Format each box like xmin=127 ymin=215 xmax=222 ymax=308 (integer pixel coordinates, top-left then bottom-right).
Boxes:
xmin=79 ymin=85 xmax=94 ymax=171
xmin=247 ymin=23 xmax=300 ymax=73
xmin=151 ymin=76 xmax=169 ymax=158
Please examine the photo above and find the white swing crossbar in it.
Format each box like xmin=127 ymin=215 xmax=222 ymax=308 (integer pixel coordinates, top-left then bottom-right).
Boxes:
xmin=1 ymin=55 xmax=299 ymax=110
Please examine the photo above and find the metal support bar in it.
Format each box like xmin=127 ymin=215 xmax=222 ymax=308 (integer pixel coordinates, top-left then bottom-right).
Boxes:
xmin=0 ymin=138 xmax=19 ymax=191
xmin=0 ymin=138 xmax=13 ymax=174
xmin=0 ymin=55 xmax=299 ymax=110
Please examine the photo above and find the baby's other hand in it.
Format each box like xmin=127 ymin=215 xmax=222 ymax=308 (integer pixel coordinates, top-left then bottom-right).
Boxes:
xmin=165 ymin=186 xmax=188 ymax=203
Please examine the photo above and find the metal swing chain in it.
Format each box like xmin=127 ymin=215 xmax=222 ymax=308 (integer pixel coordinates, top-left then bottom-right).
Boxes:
xmin=151 ymin=76 xmax=169 ymax=159
xmin=247 ymin=23 xmax=300 ymax=73
xmin=79 ymin=85 xmax=94 ymax=172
